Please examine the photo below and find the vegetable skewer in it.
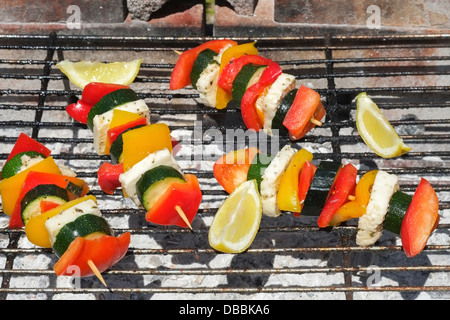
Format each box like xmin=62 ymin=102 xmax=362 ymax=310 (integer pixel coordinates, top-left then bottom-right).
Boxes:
xmin=170 ymin=40 xmax=325 ymax=140
xmin=212 ymin=146 xmax=440 ymax=256
xmin=64 ymin=82 xmax=203 ymax=229
xmin=0 ymin=134 xmax=131 ymax=285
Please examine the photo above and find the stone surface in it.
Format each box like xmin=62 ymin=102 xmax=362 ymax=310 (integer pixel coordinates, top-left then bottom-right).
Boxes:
xmin=0 ymin=0 xmax=127 ymax=23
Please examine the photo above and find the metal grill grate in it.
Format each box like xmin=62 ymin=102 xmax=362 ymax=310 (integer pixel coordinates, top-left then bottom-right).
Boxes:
xmin=0 ymin=33 xmax=449 ymax=300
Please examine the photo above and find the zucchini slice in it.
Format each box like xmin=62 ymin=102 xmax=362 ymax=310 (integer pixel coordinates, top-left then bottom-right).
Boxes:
xmin=247 ymin=153 xmax=273 ymax=191
xmin=20 ymin=184 xmax=70 ymax=225
xmin=1 ymin=151 xmax=46 ymax=180
xmin=190 ymin=48 xmax=219 ymax=90
xmin=52 ymin=214 xmax=113 ymax=257
xmin=383 ymin=191 xmax=412 ymax=235
xmin=136 ymin=165 xmax=186 ymax=211
xmin=301 ymin=161 xmax=341 ymax=216
xmin=87 ymin=88 xmax=139 ymax=131
xmin=271 ymin=88 xmax=297 ymax=136
xmin=232 ymin=64 xmax=267 ymax=102
xmin=109 ymin=124 xmax=146 ymax=164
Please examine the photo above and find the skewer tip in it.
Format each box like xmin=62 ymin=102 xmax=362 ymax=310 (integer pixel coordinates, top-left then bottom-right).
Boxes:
xmin=310 ymin=118 xmax=323 ymax=126
xmin=174 ymin=50 xmax=183 ymax=56
xmin=175 ymin=205 xmax=193 ymax=230
xmin=87 ymin=259 xmax=107 ymax=287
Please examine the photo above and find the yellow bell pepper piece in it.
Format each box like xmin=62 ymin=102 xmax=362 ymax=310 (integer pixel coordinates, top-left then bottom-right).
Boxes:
xmin=122 ymin=123 xmax=173 ymax=171
xmin=109 ymin=109 xmax=144 ymax=129
xmin=277 ymin=149 xmax=313 ymax=213
xmin=0 ymin=157 xmax=61 ymax=216
xmin=25 ymin=195 xmax=97 ymax=248
xmin=328 ymin=170 xmax=379 ymax=226
xmin=216 ymin=42 xmax=259 ymax=110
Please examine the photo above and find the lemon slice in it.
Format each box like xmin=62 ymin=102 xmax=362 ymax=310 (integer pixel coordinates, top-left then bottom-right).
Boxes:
xmin=56 ymin=59 xmax=142 ymax=89
xmin=209 ymin=180 xmax=263 ymax=253
xmin=356 ymin=92 xmax=412 ymax=158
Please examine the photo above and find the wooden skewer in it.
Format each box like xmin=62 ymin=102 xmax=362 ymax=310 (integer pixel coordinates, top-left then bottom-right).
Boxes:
xmin=87 ymin=259 xmax=107 ymax=287
xmin=310 ymin=117 xmax=323 ymax=126
xmin=348 ymin=195 xmax=356 ymax=201
xmin=175 ymin=205 xmax=193 ymax=230
xmin=174 ymin=50 xmax=183 ymax=55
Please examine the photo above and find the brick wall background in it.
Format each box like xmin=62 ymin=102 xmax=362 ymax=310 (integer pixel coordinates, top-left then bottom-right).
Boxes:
xmin=0 ymin=0 xmax=448 ymax=36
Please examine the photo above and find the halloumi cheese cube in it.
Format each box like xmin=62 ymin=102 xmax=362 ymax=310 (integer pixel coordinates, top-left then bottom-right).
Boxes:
xmin=260 ymin=145 xmax=297 ymax=217
xmin=92 ymin=99 xmax=150 ymax=155
xmin=119 ymin=148 xmax=182 ymax=207
xmin=356 ymin=171 xmax=399 ymax=246
xmin=261 ymin=73 xmax=296 ymax=135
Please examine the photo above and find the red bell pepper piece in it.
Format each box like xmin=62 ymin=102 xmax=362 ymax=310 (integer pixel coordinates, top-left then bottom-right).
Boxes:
xmin=317 ymin=163 xmax=358 ymax=228
xmin=106 ymin=116 xmax=148 ymax=147
xmin=145 ymin=174 xmax=202 ymax=228
xmin=213 ymin=147 xmax=259 ymax=194
xmin=67 ymin=82 xmax=129 ymax=124
xmin=9 ymin=171 xmax=90 ymax=228
xmin=401 ymin=178 xmax=440 ymax=257
xmin=5 ymin=133 xmax=51 ymax=163
xmin=40 ymin=200 xmax=62 ymax=213
xmin=282 ymin=85 xmax=326 ymax=140
xmin=97 ymin=162 xmax=124 ymax=195
xmin=217 ymin=55 xmax=273 ymax=94
xmin=241 ymin=62 xmax=283 ymax=131
xmin=53 ymin=232 xmax=131 ymax=277
xmin=295 ymin=161 xmax=317 ymax=217
xmin=170 ymin=39 xmax=238 ymax=90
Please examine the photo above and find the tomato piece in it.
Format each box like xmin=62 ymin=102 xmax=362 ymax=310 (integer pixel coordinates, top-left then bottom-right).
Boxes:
xmin=401 ymin=178 xmax=440 ymax=257
xmin=213 ymin=147 xmax=259 ymax=194
xmin=170 ymin=39 xmax=238 ymax=90
xmin=5 ymin=133 xmax=51 ymax=163
xmin=53 ymin=232 xmax=131 ymax=277
xmin=240 ymin=62 xmax=283 ymax=131
xmin=282 ymin=85 xmax=325 ymax=140
xmin=145 ymin=174 xmax=202 ymax=228
xmin=97 ymin=162 xmax=124 ymax=195
xmin=317 ymin=163 xmax=358 ymax=228
xmin=217 ymin=55 xmax=273 ymax=94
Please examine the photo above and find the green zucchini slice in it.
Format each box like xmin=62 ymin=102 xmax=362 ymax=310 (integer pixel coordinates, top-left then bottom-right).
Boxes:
xmin=271 ymin=88 xmax=297 ymax=136
xmin=1 ymin=151 xmax=46 ymax=180
xmin=136 ymin=165 xmax=185 ymax=211
xmin=383 ymin=191 xmax=412 ymax=235
xmin=247 ymin=153 xmax=273 ymax=191
xmin=232 ymin=64 xmax=267 ymax=102
xmin=52 ymin=214 xmax=113 ymax=257
xmin=21 ymin=184 xmax=70 ymax=225
xmin=86 ymin=88 xmax=139 ymax=131
xmin=190 ymin=48 xmax=219 ymax=90
xmin=301 ymin=161 xmax=342 ymax=216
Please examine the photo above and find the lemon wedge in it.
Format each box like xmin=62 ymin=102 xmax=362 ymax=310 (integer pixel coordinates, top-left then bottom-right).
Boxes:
xmin=56 ymin=59 xmax=142 ymax=89
xmin=356 ymin=92 xmax=412 ymax=158
xmin=209 ymin=180 xmax=262 ymax=253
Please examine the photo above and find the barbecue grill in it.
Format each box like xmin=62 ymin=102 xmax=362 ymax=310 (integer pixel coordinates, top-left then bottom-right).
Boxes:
xmin=0 ymin=32 xmax=449 ymax=301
